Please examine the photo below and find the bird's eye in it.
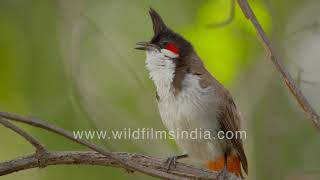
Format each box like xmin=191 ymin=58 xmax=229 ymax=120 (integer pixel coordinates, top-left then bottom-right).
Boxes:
xmin=160 ymin=40 xmax=169 ymax=48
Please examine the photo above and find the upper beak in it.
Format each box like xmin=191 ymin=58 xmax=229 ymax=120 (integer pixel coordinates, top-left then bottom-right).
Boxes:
xmin=135 ymin=42 xmax=158 ymax=51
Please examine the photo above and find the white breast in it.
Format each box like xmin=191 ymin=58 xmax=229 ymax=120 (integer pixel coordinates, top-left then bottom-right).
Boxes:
xmin=145 ymin=50 xmax=176 ymax=99
xmin=145 ymin=51 xmax=224 ymax=161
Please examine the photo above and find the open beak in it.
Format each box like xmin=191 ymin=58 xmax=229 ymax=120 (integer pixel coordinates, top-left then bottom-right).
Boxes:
xmin=135 ymin=42 xmax=159 ymax=51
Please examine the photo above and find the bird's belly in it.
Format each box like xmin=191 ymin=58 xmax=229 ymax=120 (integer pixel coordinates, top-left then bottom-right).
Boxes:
xmin=158 ymin=91 xmax=224 ymax=161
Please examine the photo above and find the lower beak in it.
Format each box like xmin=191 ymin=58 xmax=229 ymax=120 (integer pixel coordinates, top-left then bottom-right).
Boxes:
xmin=135 ymin=42 xmax=158 ymax=51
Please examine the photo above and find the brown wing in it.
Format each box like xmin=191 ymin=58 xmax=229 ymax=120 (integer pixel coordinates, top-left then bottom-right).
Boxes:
xmin=188 ymin=55 xmax=248 ymax=174
xmin=217 ymin=91 xmax=248 ymax=175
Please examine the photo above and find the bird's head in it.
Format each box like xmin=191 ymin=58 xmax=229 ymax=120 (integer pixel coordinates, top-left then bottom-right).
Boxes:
xmin=135 ymin=8 xmax=194 ymax=65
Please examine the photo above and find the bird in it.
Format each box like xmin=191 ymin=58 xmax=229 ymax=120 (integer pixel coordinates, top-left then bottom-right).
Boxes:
xmin=135 ymin=8 xmax=248 ymax=178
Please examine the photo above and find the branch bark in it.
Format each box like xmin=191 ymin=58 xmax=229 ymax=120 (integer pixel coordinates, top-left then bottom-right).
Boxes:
xmin=0 ymin=112 xmax=240 ymax=179
xmin=0 ymin=151 xmax=220 ymax=179
xmin=236 ymin=0 xmax=320 ymax=129
xmin=0 ymin=112 xmax=185 ymax=179
xmin=0 ymin=118 xmax=49 ymax=167
xmin=0 ymin=118 xmax=46 ymax=154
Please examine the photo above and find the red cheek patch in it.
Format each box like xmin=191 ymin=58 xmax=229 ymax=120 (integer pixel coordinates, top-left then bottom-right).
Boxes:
xmin=165 ymin=43 xmax=179 ymax=55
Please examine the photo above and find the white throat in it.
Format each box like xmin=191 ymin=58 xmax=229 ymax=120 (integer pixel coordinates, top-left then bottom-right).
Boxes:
xmin=145 ymin=50 xmax=176 ymax=99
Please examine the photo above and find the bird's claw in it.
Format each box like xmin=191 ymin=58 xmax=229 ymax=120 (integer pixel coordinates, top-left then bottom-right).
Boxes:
xmin=164 ymin=154 xmax=188 ymax=172
xmin=165 ymin=156 xmax=177 ymax=172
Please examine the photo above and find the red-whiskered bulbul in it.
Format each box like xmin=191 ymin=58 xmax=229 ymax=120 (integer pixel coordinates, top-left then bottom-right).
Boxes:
xmin=135 ymin=8 xmax=248 ymax=178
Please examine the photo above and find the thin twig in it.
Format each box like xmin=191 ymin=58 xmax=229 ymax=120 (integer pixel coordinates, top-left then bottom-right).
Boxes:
xmin=296 ymin=68 xmax=317 ymax=88
xmin=236 ymin=0 xmax=320 ymax=128
xmin=0 ymin=118 xmax=49 ymax=168
xmin=207 ymin=0 xmax=236 ymax=28
xmin=0 ymin=118 xmax=46 ymax=154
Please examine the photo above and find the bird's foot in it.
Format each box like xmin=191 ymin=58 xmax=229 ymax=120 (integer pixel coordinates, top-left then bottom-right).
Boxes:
xmin=164 ymin=154 xmax=188 ymax=172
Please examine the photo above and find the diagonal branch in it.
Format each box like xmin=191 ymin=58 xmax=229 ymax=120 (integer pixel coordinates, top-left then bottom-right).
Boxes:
xmin=0 ymin=118 xmax=46 ymax=154
xmin=0 ymin=118 xmax=49 ymax=168
xmin=236 ymin=0 xmax=320 ymax=129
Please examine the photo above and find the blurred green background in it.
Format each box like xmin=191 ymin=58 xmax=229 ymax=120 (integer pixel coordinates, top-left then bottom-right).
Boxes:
xmin=1 ymin=0 xmax=320 ymax=179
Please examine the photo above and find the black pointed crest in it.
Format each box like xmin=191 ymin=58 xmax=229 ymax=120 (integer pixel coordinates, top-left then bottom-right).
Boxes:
xmin=149 ymin=8 xmax=169 ymax=35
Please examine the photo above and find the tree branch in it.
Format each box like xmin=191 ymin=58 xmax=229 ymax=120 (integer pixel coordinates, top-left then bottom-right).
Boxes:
xmin=0 ymin=112 xmax=241 ymax=179
xmin=0 ymin=118 xmax=50 ymax=168
xmin=0 ymin=118 xmax=47 ymax=155
xmin=0 ymin=112 xmax=182 ymax=179
xmin=0 ymin=151 xmax=223 ymax=179
xmin=236 ymin=0 xmax=320 ymax=129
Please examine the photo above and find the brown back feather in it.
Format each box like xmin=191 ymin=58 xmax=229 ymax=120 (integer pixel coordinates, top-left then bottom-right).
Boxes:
xmin=186 ymin=54 xmax=248 ymax=175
